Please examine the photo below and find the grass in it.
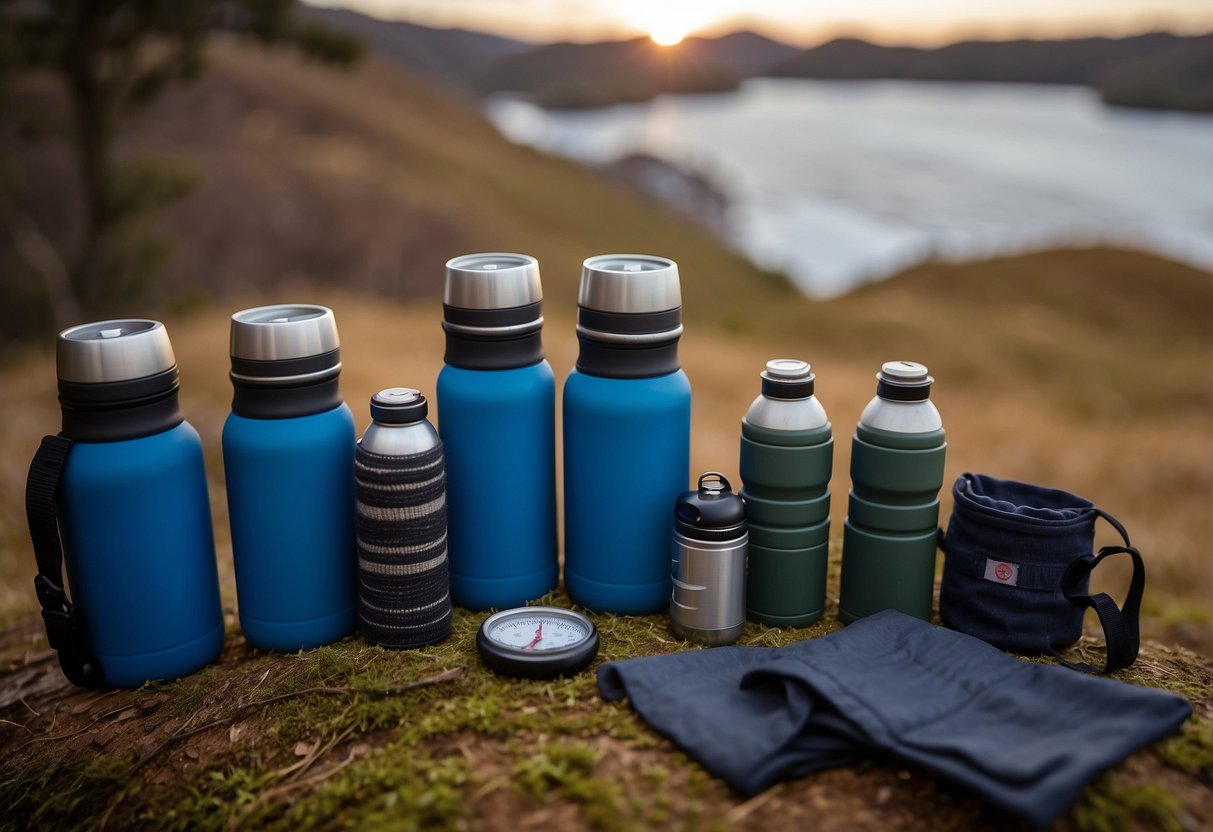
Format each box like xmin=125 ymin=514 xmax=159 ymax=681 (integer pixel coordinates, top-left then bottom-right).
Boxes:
xmin=1 ymin=589 xmax=1208 ymax=831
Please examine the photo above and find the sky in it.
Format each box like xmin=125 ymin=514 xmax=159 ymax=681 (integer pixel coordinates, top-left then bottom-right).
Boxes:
xmin=305 ymin=0 xmax=1213 ymax=46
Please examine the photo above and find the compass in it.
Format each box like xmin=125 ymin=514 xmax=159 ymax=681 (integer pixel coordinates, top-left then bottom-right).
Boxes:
xmin=476 ymin=606 xmax=599 ymax=679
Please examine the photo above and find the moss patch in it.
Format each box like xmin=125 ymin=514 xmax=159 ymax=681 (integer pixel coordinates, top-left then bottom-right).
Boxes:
xmin=1 ymin=591 xmax=1208 ymax=831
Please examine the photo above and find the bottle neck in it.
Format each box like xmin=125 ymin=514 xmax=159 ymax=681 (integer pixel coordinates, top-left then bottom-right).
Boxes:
xmin=574 ymin=306 xmax=682 ymax=379
xmin=442 ymin=302 xmax=545 ymax=371
xmin=229 ymin=348 xmax=344 ymax=419
xmin=58 ymin=367 xmax=184 ymax=442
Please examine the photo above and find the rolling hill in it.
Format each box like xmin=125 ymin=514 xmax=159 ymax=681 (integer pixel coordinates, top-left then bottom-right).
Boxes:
xmin=474 ymin=32 xmax=800 ymax=108
xmin=769 ymin=32 xmax=1213 ymax=110
xmin=299 ymin=5 xmax=533 ymax=89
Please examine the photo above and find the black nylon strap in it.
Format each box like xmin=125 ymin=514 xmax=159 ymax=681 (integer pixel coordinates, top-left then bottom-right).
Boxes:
xmin=25 ymin=435 xmax=105 ymax=688
xmin=1056 ymin=509 xmax=1143 ymax=674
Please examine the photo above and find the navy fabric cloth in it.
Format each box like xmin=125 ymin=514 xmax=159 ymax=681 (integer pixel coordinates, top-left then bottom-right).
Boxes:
xmin=598 ymin=611 xmax=1190 ymax=828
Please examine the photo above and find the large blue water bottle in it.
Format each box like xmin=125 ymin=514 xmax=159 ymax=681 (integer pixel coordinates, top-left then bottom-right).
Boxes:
xmin=564 ymin=254 xmax=691 ymax=614
xmin=437 ymin=253 xmax=558 ymax=610
xmin=223 ymin=304 xmax=356 ymax=650
xmin=25 ymin=320 xmax=223 ymax=687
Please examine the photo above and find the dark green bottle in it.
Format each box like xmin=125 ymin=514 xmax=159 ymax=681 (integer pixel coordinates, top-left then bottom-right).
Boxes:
xmin=839 ymin=361 xmax=945 ymax=623
xmin=739 ymin=359 xmax=833 ymax=627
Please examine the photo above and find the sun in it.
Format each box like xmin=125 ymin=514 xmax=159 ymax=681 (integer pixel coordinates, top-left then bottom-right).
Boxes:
xmin=650 ymin=28 xmax=686 ymax=47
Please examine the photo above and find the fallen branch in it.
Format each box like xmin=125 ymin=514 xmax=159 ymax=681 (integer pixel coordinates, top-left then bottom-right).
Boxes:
xmin=119 ymin=666 xmax=465 ymax=779
xmin=20 ymin=704 xmax=134 ymax=750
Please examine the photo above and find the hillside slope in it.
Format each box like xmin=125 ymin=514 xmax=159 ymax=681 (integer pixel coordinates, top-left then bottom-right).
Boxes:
xmin=299 ymin=5 xmax=533 ymax=87
xmin=1 ymin=39 xmax=790 ymax=340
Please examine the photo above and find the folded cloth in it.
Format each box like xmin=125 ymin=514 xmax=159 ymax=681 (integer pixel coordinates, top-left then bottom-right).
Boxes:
xmin=599 ymin=610 xmax=1190 ymax=828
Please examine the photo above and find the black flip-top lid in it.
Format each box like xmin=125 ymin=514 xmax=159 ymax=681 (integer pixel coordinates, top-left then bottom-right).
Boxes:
xmin=675 ymin=472 xmax=747 ymax=541
xmin=369 ymin=387 xmax=428 ymax=424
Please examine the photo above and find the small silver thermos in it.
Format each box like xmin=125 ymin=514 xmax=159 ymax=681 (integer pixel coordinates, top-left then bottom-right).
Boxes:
xmin=670 ymin=472 xmax=748 ymax=646
xmin=356 ymin=387 xmax=451 ymax=649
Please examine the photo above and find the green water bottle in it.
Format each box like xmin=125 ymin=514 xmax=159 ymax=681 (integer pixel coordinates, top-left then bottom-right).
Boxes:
xmin=839 ymin=361 xmax=945 ymax=623
xmin=739 ymin=359 xmax=834 ymax=627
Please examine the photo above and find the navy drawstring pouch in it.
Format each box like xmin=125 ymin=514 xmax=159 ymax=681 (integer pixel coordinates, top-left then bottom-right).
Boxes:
xmin=939 ymin=473 xmax=1144 ymax=673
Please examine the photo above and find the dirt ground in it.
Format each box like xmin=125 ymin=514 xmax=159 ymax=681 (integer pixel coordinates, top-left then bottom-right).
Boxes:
xmin=1 ymin=585 xmax=1209 ymax=831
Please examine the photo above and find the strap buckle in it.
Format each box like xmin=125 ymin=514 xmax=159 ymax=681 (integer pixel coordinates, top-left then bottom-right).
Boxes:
xmin=34 ymin=572 xmax=68 ymax=610
xmin=34 ymin=574 xmax=86 ymax=653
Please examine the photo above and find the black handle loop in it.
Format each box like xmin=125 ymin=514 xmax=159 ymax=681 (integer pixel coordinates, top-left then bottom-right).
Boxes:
xmin=1056 ymin=508 xmax=1144 ymax=674
xmin=25 ymin=435 xmax=105 ymax=688
xmin=697 ymin=472 xmax=732 ymax=493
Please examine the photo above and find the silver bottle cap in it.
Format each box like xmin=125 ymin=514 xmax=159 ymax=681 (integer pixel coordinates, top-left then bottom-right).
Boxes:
xmin=876 ymin=360 xmax=934 ymax=396
xmin=444 ymin=253 xmax=543 ymax=310
xmin=880 ymin=360 xmax=930 ymax=383
xmin=370 ymin=387 xmax=427 ymax=423
xmin=373 ymin=387 xmax=422 ymax=408
xmin=229 ymin=304 xmax=340 ymax=361
xmin=578 ymin=254 xmax=681 ymax=314
xmin=762 ymin=359 xmax=811 ymax=381
xmin=57 ymin=319 xmax=176 ymax=383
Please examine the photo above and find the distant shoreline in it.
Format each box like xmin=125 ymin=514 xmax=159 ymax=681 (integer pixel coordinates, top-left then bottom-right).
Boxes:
xmin=302 ymin=8 xmax=1213 ymax=114
xmin=480 ymin=32 xmax=1213 ymax=114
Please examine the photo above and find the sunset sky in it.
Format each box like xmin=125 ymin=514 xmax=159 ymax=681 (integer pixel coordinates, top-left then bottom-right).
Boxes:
xmin=305 ymin=0 xmax=1213 ymax=46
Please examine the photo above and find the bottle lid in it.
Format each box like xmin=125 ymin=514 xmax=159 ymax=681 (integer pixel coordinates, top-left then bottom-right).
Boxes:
xmin=230 ymin=304 xmax=340 ymax=361
xmin=444 ymin=253 xmax=543 ymax=311
xmin=57 ymin=319 xmax=176 ymax=383
xmin=578 ymin=254 xmax=681 ymax=314
xmin=369 ymin=387 xmax=428 ymax=424
xmin=876 ymin=361 xmax=934 ymax=402
xmin=674 ymin=472 xmax=747 ymax=542
xmin=760 ymin=358 xmax=815 ymax=399
xmin=764 ymin=359 xmax=810 ymax=380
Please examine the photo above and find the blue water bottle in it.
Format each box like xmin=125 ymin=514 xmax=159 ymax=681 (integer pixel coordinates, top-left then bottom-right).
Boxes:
xmin=564 ymin=254 xmax=691 ymax=614
xmin=437 ymin=253 xmax=558 ymax=610
xmin=223 ymin=304 xmax=356 ymax=650
xmin=26 ymin=320 xmax=223 ymax=687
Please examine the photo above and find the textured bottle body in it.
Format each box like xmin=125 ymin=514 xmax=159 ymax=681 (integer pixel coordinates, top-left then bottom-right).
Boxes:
xmin=224 ymin=404 xmax=357 ymax=650
xmin=840 ymin=420 xmax=947 ymax=623
xmin=437 ymin=361 xmax=558 ymax=610
xmin=60 ymin=422 xmax=224 ymax=686
xmin=563 ymin=368 xmax=691 ymax=614
xmin=739 ymin=420 xmax=833 ymax=626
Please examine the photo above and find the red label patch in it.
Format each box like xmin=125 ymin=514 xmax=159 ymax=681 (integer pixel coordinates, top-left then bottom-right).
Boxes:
xmin=983 ymin=558 xmax=1020 ymax=586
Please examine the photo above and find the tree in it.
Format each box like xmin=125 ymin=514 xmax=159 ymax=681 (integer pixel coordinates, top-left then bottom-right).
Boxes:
xmin=0 ymin=0 xmax=361 ymax=326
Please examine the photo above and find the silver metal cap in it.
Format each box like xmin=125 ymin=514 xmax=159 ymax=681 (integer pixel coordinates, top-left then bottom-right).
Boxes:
xmin=57 ymin=319 xmax=176 ymax=384
xmin=880 ymin=360 xmax=929 ymax=382
xmin=578 ymin=254 xmax=681 ymax=314
xmin=229 ymin=304 xmax=340 ymax=360
xmin=444 ymin=253 xmax=543 ymax=310
xmin=762 ymin=359 xmax=810 ymax=381
xmin=372 ymin=387 xmax=422 ymax=408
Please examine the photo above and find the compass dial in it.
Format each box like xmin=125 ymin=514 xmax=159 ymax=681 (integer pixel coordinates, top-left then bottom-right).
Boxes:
xmin=477 ymin=606 xmax=599 ymax=679
xmin=487 ymin=613 xmax=590 ymax=651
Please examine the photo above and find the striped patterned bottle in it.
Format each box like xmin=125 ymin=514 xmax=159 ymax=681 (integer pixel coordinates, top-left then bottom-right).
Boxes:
xmin=355 ymin=388 xmax=451 ymax=648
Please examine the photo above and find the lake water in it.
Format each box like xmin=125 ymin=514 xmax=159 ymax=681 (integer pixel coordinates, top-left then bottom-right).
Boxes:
xmin=486 ymin=79 xmax=1213 ymax=297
